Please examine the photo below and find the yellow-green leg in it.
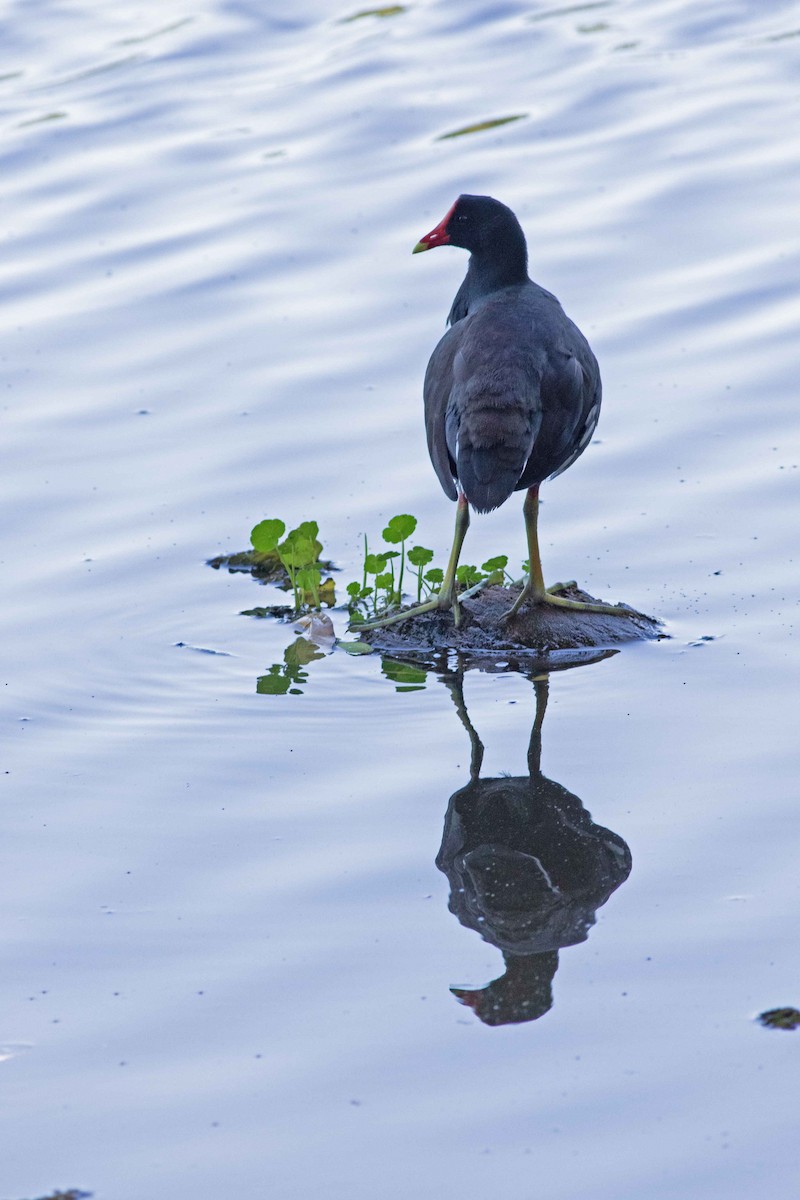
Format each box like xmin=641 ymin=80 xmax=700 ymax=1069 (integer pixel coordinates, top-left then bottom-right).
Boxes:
xmin=356 ymin=493 xmax=470 ymax=630
xmin=503 ymin=485 xmax=624 ymax=621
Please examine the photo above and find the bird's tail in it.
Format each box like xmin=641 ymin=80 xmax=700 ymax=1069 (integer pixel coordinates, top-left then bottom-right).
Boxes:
xmin=457 ymin=441 xmax=527 ymax=512
xmin=454 ymin=391 xmax=538 ymax=513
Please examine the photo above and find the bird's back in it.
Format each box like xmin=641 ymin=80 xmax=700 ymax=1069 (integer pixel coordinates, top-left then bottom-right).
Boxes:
xmin=424 ymin=281 xmax=601 ymax=513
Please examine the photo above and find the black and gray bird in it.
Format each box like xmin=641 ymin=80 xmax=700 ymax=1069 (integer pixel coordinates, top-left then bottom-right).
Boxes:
xmin=368 ymin=194 xmax=621 ymax=628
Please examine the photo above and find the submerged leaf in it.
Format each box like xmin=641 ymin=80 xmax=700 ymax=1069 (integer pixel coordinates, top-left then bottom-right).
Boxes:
xmin=339 ymin=640 xmax=374 ymax=655
xmin=437 ymin=114 xmax=527 ymax=141
xmin=31 ymin=1192 xmax=93 ymax=1200
xmin=208 ymin=547 xmax=334 ymax=586
xmin=340 ymin=5 xmax=406 ymax=21
xmin=318 ymin=576 xmax=336 ymax=606
xmin=758 ymin=1007 xmax=800 ymax=1030
xmin=240 ymin=605 xmax=294 ymax=618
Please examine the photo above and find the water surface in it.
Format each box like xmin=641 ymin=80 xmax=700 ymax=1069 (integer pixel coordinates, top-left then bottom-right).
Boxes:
xmin=2 ymin=1 xmax=799 ymax=1197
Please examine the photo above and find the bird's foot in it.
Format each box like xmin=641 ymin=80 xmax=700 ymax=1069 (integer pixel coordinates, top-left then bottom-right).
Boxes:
xmin=353 ymin=598 xmax=438 ymax=632
xmin=500 ymin=582 xmax=624 ymax=622
xmin=352 ymin=588 xmax=460 ymax=632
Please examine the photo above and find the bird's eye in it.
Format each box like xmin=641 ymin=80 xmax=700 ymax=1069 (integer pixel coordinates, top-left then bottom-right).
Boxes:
xmin=455 ymin=214 xmax=468 ymax=222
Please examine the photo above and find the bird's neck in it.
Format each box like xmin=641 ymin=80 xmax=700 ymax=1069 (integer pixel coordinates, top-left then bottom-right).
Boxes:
xmin=466 ymin=229 xmax=529 ymax=298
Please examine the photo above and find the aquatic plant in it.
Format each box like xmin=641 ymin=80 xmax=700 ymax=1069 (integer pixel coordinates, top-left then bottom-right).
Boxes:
xmin=250 ymin=517 xmax=334 ymax=613
xmin=234 ymin=512 xmax=520 ymax=620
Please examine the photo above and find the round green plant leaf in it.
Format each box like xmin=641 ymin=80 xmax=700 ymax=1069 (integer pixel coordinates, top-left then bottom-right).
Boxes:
xmin=340 ymin=640 xmax=374 ymax=655
xmin=408 ymin=545 xmax=434 ymax=567
xmin=456 ymin=564 xmax=482 ymax=587
xmin=250 ymin=518 xmax=286 ymax=554
xmin=382 ymin=514 xmax=417 ymax=543
xmin=364 ymin=552 xmax=389 ymax=575
xmin=279 ymin=533 xmax=318 ymax=569
xmin=295 ymin=519 xmax=319 ymax=542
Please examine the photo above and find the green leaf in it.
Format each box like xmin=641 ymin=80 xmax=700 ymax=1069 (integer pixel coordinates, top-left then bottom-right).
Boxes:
xmin=364 ymin=552 xmax=389 ymax=575
xmin=346 ymin=581 xmax=362 ymax=598
xmin=340 ymin=5 xmax=407 ymax=21
xmin=408 ymin=545 xmax=434 ymax=567
xmin=348 ymin=583 xmax=372 ymax=601
xmin=456 ymin=564 xmax=483 ymax=587
xmin=295 ymin=520 xmax=319 ymax=543
xmin=296 ymin=566 xmax=321 ymax=602
xmin=296 ymin=522 xmax=322 ymax=560
xmin=374 ymin=572 xmax=394 ymax=591
xmin=250 ymin=518 xmax=285 ymax=554
xmin=278 ymin=533 xmax=318 ymax=569
xmin=481 ymin=555 xmax=508 ymax=572
xmin=382 ymin=514 xmax=417 ymax=544
xmin=424 ymin=567 xmax=444 ymax=585
xmin=437 ymin=114 xmax=527 ymax=141
xmin=340 ymin=640 xmax=374 ymax=655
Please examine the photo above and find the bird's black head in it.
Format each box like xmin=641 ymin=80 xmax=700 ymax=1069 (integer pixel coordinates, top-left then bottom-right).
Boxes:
xmin=413 ymin=194 xmax=529 ymax=283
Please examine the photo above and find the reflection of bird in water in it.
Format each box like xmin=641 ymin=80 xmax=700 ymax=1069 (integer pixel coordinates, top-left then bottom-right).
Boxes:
xmin=436 ymin=672 xmax=631 ymax=1026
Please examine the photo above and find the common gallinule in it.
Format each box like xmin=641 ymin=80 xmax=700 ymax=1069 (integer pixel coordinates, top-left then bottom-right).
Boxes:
xmin=367 ymin=194 xmax=623 ymax=628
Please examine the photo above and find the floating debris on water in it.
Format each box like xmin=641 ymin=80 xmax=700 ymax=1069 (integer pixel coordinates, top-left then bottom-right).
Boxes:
xmin=757 ymin=1007 xmax=800 ymax=1031
xmin=340 ymin=5 xmax=407 ymax=22
xmin=437 ymin=114 xmax=527 ymax=140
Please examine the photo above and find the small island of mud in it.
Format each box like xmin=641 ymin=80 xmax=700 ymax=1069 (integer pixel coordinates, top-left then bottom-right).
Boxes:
xmin=357 ymin=584 xmax=661 ymax=655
